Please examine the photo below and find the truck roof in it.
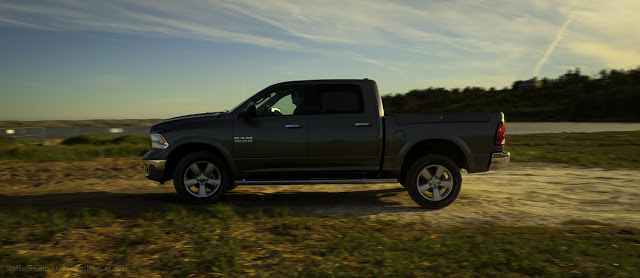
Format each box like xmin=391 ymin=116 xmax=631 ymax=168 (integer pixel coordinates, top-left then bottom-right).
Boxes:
xmin=267 ymin=78 xmax=376 ymax=87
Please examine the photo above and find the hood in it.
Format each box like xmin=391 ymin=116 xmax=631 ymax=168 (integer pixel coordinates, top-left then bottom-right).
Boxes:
xmin=150 ymin=112 xmax=224 ymax=133
xmin=159 ymin=112 xmax=223 ymax=123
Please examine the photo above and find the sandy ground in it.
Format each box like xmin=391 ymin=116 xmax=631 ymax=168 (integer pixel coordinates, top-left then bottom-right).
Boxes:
xmin=0 ymin=158 xmax=638 ymax=227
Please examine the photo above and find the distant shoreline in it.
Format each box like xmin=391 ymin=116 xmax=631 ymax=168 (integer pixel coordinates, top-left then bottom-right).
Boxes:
xmin=3 ymin=118 xmax=640 ymax=129
xmin=0 ymin=119 xmax=163 ymax=129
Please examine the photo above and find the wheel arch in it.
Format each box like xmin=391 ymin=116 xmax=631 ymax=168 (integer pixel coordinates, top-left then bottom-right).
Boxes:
xmin=398 ymin=138 xmax=469 ymax=186
xmin=164 ymin=138 xmax=236 ymax=181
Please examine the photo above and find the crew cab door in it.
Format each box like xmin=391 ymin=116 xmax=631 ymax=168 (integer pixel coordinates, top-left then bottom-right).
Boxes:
xmin=232 ymin=85 xmax=309 ymax=176
xmin=306 ymin=84 xmax=381 ymax=174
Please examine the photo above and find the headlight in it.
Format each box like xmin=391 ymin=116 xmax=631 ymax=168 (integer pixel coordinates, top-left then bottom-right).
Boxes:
xmin=150 ymin=133 xmax=169 ymax=149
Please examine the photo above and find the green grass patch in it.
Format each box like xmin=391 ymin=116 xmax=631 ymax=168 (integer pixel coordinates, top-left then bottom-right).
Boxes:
xmin=0 ymin=134 xmax=149 ymax=161
xmin=506 ymin=130 xmax=640 ymax=169
xmin=0 ymin=205 xmax=638 ymax=277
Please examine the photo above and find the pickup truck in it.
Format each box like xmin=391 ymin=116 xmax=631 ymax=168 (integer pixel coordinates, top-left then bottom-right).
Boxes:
xmin=143 ymin=79 xmax=509 ymax=209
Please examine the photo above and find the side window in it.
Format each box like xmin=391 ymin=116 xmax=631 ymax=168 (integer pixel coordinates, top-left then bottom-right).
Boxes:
xmin=316 ymin=84 xmax=364 ymax=114
xmin=255 ymin=85 xmax=306 ymax=116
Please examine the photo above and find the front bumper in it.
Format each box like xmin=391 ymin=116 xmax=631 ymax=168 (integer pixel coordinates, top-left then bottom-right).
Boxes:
xmin=489 ymin=152 xmax=510 ymax=170
xmin=143 ymin=159 xmax=167 ymax=182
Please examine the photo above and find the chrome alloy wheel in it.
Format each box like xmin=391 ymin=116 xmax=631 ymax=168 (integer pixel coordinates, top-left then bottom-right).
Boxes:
xmin=416 ymin=164 xmax=454 ymax=201
xmin=183 ymin=161 xmax=222 ymax=198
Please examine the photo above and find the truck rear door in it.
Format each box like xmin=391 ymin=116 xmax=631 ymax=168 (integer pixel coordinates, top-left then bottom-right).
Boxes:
xmin=306 ymin=83 xmax=381 ymax=174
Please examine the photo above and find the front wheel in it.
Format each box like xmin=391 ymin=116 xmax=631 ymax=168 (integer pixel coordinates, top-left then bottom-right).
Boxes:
xmin=173 ymin=152 xmax=230 ymax=203
xmin=406 ymin=155 xmax=462 ymax=209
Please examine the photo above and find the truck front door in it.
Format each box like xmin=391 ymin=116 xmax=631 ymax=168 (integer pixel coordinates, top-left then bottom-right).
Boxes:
xmin=233 ymin=85 xmax=309 ymax=177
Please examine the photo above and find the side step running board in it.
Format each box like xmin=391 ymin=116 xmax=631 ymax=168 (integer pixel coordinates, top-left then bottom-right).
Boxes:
xmin=234 ymin=179 xmax=398 ymax=186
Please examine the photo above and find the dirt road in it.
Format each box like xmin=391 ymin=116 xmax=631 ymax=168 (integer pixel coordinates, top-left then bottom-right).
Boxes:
xmin=1 ymin=158 xmax=638 ymax=227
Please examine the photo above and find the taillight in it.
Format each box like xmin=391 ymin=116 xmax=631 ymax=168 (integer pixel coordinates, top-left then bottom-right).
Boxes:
xmin=494 ymin=122 xmax=506 ymax=146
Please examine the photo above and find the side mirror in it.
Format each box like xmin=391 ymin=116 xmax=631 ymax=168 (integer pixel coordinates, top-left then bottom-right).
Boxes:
xmin=240 ymin=102 xmax=257 ymax=119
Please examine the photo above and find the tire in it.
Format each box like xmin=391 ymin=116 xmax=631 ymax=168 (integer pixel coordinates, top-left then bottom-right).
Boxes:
xmin=173 ymin=152 xmax=230 ymax=203
xmin=406 ymin=154 xmax=462 ymax=209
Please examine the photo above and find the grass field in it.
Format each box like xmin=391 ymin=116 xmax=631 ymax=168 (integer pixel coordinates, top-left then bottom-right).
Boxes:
xmin=506 ymin=130 xmax=640 ymax=169
xmin=0 ymin=134 xmax=149 ymax=162
xmin=1 ymin=206 xmax=638 ymax=277
xmin=1 ymin=131 xmax=639 ymax=276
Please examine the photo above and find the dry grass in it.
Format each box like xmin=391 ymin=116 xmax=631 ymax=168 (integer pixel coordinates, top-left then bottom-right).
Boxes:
xmin=1 ymin=206 xmax=639 ymax=277
xmin=507 ymin=130 xmax=640 ymax=169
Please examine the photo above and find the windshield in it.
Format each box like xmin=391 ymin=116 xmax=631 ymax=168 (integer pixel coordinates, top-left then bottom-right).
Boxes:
xmin=228 ymin=100 xmax=248 ymax=113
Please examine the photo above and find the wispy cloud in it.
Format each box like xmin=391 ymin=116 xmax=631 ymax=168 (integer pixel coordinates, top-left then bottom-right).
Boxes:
xmin=0 ymin=17 xmax=61 ymax=31
xmin=569 ymin=42 xmax=640 ymax=69
xmin=0 ymin=0 xmax=300 ymax=50
xmin=4 ymin=0 xmax=640 ymax=121
xmin=1 ymin=0 xmax=638 ymax=80
xmin=565 ymin=0 xmax=640 ymax=69
xmin=533 ymin=14 xmax=575 ymax=77
xmin=0 ymin=1 xmax=539 ymax=57
xmin=216 ymin=0 xmax=528 ymax=55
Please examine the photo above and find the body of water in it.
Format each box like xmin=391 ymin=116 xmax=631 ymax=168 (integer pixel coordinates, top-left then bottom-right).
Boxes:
xmin=506 ymin=122 xmax=640 ymax=135
xmin=1 ymin=126 xmax=151 ymax=142
xmin=2 ymin=122 xmax=640 ymax=142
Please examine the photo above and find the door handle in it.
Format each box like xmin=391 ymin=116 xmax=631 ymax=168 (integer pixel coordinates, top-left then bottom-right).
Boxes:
xmin=354 ymin=123 xmax=372 ymax=127
xmin=285 ymin=124 xmax=303 ymax=128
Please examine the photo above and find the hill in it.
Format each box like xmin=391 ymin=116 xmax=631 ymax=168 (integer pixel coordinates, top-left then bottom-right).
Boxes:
xmin=382 ymin=67 xmax=640 ymax=122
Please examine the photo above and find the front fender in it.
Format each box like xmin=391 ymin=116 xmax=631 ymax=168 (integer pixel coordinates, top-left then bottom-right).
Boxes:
xmin=167 ymin=136 xmax=237 ymax=178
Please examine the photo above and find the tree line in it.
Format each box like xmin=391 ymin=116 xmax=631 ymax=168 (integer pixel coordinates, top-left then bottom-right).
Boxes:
xmin=381 ymin=67 xmax=640 ymax=122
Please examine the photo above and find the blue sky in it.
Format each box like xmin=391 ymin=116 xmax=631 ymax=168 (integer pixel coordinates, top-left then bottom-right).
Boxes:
xmin=1 ymin=0 xmax=639 ymax=120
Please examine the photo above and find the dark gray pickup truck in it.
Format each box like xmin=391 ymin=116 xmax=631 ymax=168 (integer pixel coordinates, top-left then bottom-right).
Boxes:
xmin=143 ymin=79 xmax=509 ymax=208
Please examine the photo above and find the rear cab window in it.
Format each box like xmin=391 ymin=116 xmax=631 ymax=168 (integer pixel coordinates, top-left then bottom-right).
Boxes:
xmin=311 ymin=84 xmax=364 ymax=115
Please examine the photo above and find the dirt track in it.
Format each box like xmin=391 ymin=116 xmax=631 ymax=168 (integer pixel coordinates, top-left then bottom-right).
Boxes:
xmin=1 ymin=158 xmax=638 ymax=227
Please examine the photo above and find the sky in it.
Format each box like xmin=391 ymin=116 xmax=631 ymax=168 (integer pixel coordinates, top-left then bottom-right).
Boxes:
xmin=1 ymin=0 xmax=639 ymax=120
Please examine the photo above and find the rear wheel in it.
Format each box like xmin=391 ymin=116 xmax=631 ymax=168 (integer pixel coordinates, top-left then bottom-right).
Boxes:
xmin=406 ymin=154 xmax=461 ymax=209
xmin=173 ymin=152 xmax=230 ymax=203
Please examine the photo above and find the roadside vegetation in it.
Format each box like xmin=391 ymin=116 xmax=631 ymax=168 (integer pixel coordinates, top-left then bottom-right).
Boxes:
xmin=1 ymin=205 xmax=638 ymax=277
xmin=0 ymin=119 xmax=161 ymax=129
xmin=383 ymin=67 xmax=640 ymax=122
xmin=507 ymin=130 xmax=640 ymax=169
xmin=0 ymin=134 xmax=148 ymax=162
xmin=3 ymin=131 xmax=640 ymax=169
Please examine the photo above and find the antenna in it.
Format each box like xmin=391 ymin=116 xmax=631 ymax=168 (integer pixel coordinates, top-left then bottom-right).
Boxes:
xmin=242 ymin=81 xmax=245 ymax=100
